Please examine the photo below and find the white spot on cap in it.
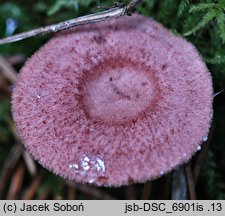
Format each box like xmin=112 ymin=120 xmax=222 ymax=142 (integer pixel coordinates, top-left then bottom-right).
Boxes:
xmin=89 ymin=128 xmax=95 ymax=132
xmin=69 ymin=154 xmax=106 ymax=182
xmin=83 ymin=155 xmax=90 ymax=162
xmin=89 ymin=179 xmax=94 ymax=183
xmin=197 ymin=145 xmax=201 ymax=151
xmin=81 ymin=159 xmax=90 ymax=171
xmin=160 ymin=171 xmax=164 ymax=175
xmin=69 ymin=163 xmax=79 ymax=169
xmin=96 ymin=157 xmax=105 ymax=172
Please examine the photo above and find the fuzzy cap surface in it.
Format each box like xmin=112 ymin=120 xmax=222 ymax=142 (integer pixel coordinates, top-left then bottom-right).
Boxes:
xmin=12 ymin=14 xmax=213 ymax=186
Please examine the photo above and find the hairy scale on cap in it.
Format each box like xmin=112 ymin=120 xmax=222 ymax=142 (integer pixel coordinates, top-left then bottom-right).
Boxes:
xmin=12 ymin=14 xmax=213 ymax=186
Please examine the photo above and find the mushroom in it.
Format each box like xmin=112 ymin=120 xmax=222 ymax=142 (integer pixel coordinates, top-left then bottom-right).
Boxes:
xmin=12 ymin=14 xmax=213 ymax=186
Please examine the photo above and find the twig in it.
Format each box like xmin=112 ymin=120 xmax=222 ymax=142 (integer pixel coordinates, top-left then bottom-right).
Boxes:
xmin=0 ymin=0 xmax=142 ymax=45
xmin=0 ymin=144 xmax=23 ymax=199
xmin=6 ymin=163 xmax=25 ymax=200
xmin=0 ymin=55 xmax=17 ymax=83
xmin=67 ymin=186 xmax=77 ymax=200
xmin=193 ymin=125 xmax=214 ymax=183
xmin=54 ymin=195 xmax=62 ymax=200
xmin=23 ymin=151 xmax=37 ymax=176
xmin=37 ymin=187 xmax=51 ymax=200
xmin=6 ymin=55 xmax=26 ymax=65
xmin=164 ymin=174 xmax=172 ymax=199
xmin=66 ymin=181 xmax=115 ymax=200
xmin=0 ymin=74 xmax=11 ymax=99
xmin=126 ymin=184 xmax=136 ymax=199
xmin=141 ymin=182 xmax=152 ymax=199
xmin=22 ymin=174 xmax=43 ymax=199
xmin=125 ymin=0 xmax=142 ymax=15
xmin=171 ymin=167 xmax=187 ymax=200
xmin=7 ymin=119 xmax=19 ymax=139
xmin=185 ymin=163 xmax=196 ymax=200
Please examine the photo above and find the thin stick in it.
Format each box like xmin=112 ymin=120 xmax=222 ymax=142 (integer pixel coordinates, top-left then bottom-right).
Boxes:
xmin=171 ymin=167 xmax=187 ymax=200
xmin=193 ymin=125 xmax=214 ymax=183
xmin=67 ymin=186 xmax=77 ymax=200
xmin=141 ymin=182 xmax=152 ymax=199
xmin=6 ymin=163 xmax=25 ymax=200
xmin=164 ymin=174 xmax=172 ymax=199
xmin=0 ymin=55 xmax=17 ymax=83
xmin=54 ymin=195 xmax=62 ymax=200
xmin=0 ymin=0 xmax=142 ymax=45
xmin=22 ymin=174 xmax=43 ymax=200
xmin=126 ymin=185 xmax=136 ymax=199
xmin=23 ymin=151 xmax=37 ymax=176
xmin=185 ymin=163 xmax=196 ymax=200
xmin=126 ymin=0 xmax=142 ymax=14
xmin=0 ymin=144 xmax=23 ymax=199
xmin=6 ymin=55 xmax=26 ymax=65
xmin=37 ymin=187 xmax=51 ymax=200
xmin=66 ymin=181 xmax=115 ymax=199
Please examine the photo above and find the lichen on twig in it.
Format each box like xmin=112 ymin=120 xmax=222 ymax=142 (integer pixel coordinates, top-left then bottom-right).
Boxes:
xmin=0 ymin=0 xmax=142 ymax=45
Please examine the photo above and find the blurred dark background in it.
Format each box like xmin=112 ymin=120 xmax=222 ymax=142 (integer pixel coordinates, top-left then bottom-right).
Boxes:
xmin=0 ymin=0 xmax=225 ymax=200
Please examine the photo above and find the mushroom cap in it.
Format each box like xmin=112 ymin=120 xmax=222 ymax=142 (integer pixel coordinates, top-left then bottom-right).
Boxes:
xmin=12 ymin=14 xmax=213 ymax=186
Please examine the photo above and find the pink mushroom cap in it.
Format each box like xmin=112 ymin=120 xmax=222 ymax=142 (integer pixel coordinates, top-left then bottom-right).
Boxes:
xmin=12 ymin=14 xmax=213 ymax=186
